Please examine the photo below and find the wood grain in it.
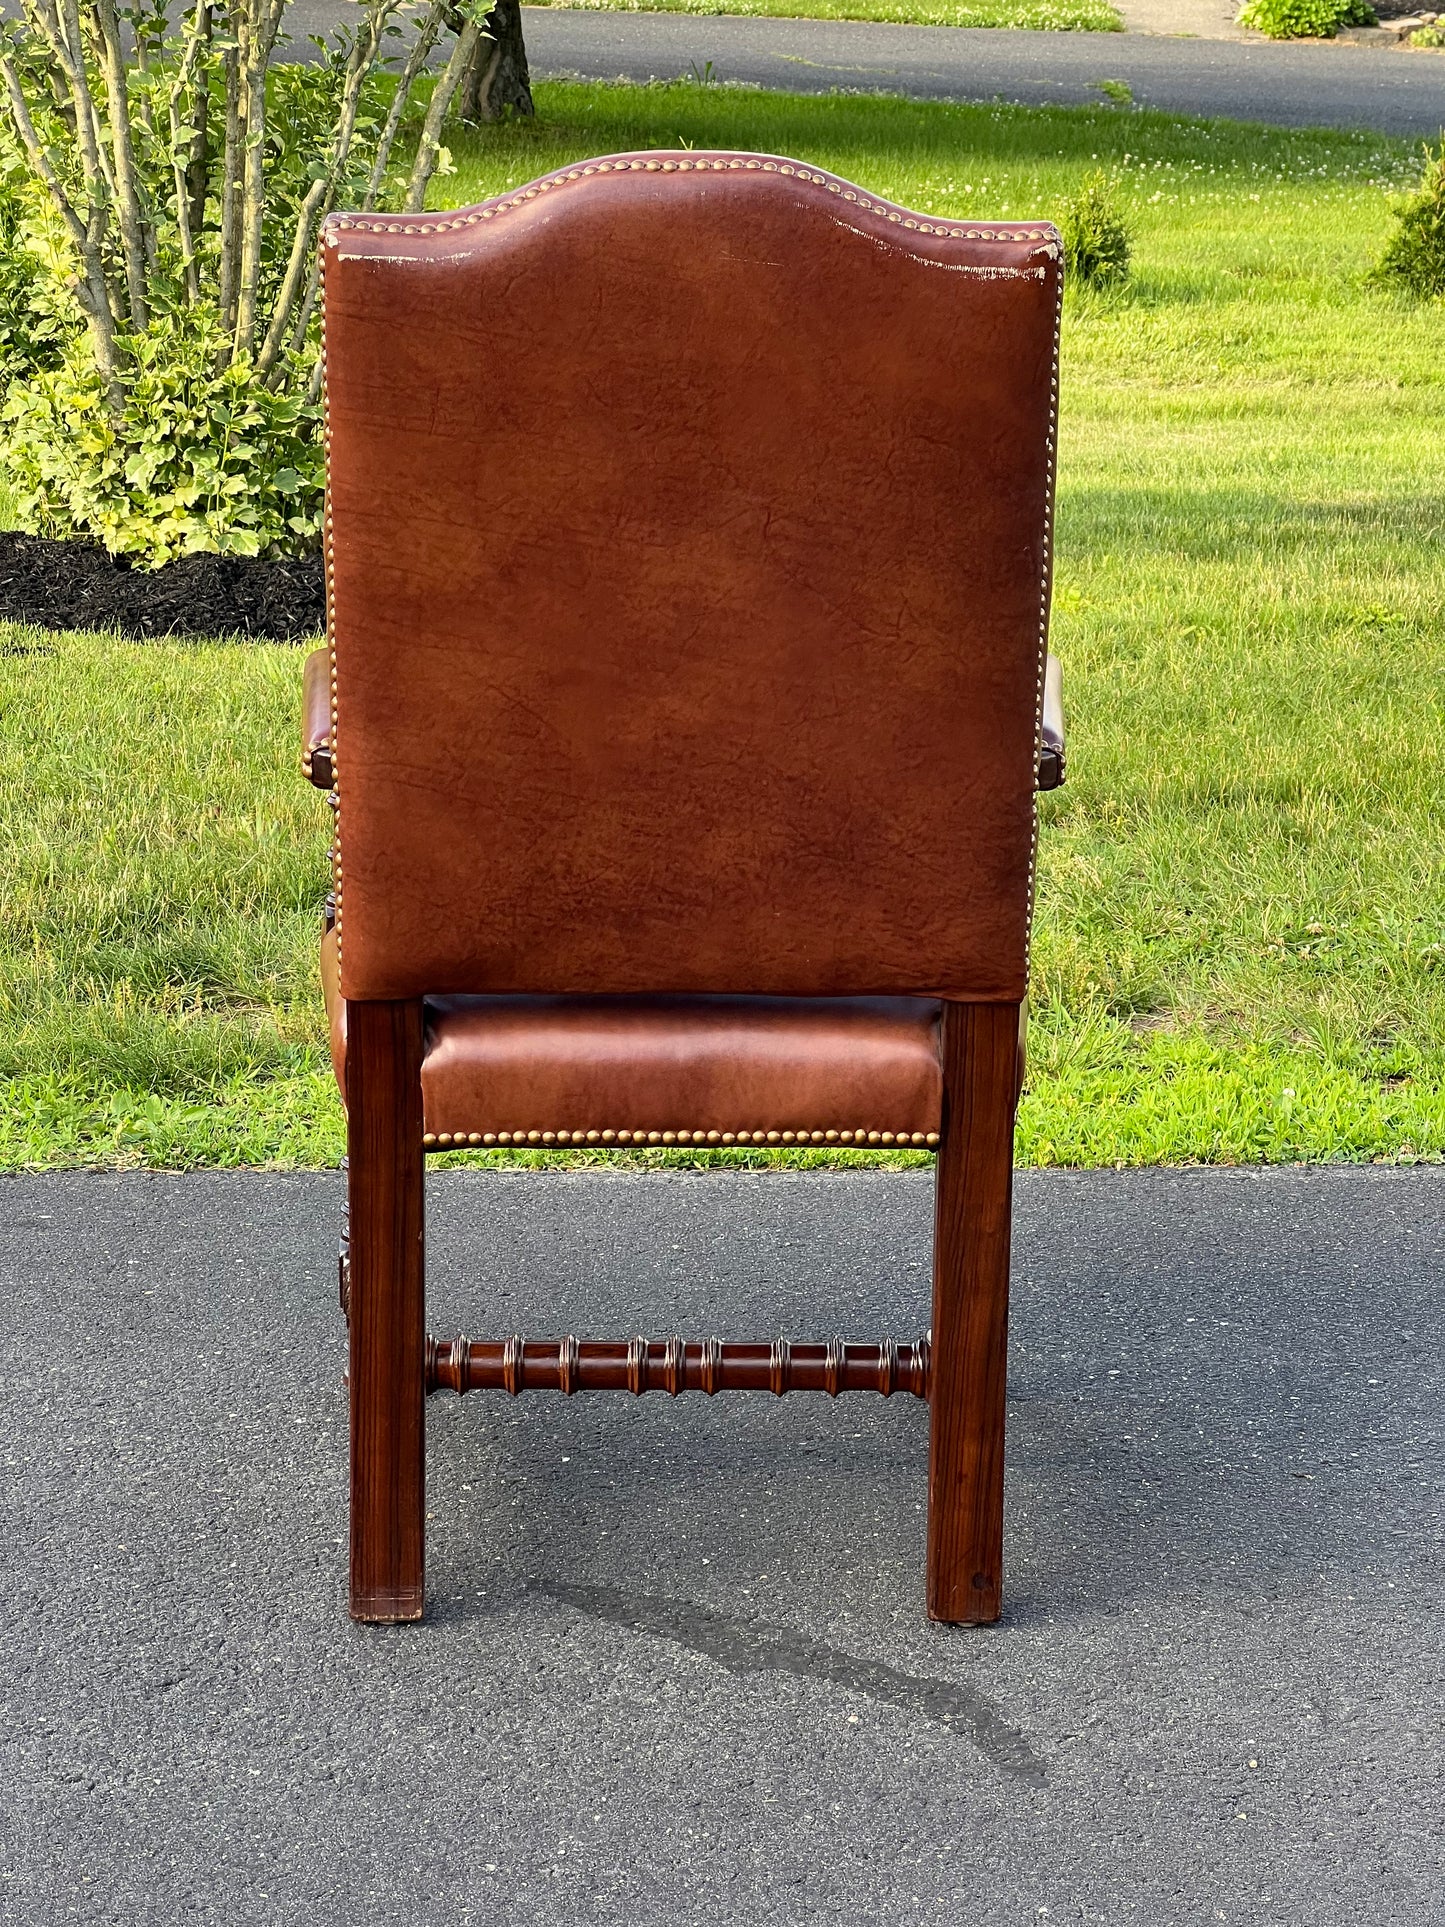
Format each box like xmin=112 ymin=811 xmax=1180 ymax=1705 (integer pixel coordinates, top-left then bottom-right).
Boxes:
xmin=424 ymin=1334 xmax=932 ymax=1399
xmin=346 ymin=998 xmax=426 ymax=1623
xmin=926 ymin=1000 xmax=1021 ymax=1625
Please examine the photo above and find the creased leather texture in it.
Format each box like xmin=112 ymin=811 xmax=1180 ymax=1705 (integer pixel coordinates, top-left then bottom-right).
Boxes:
xmin=320 ymin=928 xmax=942 ymax=1137
xmin=323 ymin=153 xmax=1061 ymax=1001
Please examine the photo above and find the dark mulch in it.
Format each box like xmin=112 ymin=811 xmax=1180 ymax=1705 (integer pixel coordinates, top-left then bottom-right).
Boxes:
xmin=0 ymin=531 xmax=325 ymax=643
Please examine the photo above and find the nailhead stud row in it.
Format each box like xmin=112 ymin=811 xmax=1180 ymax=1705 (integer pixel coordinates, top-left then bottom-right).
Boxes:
xmin=423 ymin=1126 xmax=940 ymax=1148
xmin=325 ymin=156 xmax=1060 ymax=247
xmin=1023 ymin=239 xmax=1066 ymax=967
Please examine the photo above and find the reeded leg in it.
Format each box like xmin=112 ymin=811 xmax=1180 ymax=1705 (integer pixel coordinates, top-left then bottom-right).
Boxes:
xmin=926 ymin=1000 xmax=1021 ymax=1625
xmin=346 ymin=998 xmax=426 ymax=1623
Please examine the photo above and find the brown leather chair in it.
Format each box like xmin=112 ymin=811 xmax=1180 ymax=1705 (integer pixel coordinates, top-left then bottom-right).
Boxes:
xmin=307 ymin=151 xmax=1066 ymax=1626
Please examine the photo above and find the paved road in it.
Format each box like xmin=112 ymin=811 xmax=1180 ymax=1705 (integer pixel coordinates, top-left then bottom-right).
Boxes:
xmin=267 ymin=3 xmax=1445 ymax=136
xmin=522 ymin=10 xmax=1445 ymax=136
xmin=2 ymin=1165 xmax=1442 ymax=1923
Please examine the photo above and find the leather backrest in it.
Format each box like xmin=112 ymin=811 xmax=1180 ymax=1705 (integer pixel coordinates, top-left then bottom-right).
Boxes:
xmin=322 ymin=153 xmax=1061 ymax=1001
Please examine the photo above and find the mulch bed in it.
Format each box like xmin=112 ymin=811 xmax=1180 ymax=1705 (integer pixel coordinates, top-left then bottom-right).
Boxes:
xmin=0 ymin=531 xmax=324 ymax=643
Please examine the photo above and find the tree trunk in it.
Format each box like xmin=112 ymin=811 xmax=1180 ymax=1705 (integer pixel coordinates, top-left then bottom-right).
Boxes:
xmin=185 ymin=2 xmax=212 ymax=240
xmin=453 ymin=0 xmax=533 ymax=123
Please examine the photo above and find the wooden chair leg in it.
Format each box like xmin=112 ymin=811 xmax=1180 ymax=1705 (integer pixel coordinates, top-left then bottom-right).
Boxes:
xmin=346 ymin=998 xmax=426 ymax=1623
xmin=927 ymin=1000 xmax=1021 ymax=1625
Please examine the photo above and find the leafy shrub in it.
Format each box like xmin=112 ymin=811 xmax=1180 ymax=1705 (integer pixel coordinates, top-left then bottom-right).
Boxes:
xmin=1370 ymin=144 xmax=1445 ymax=300
xmin=0 ymin=0 xmax=532 ymax=566
xmin=0 ymin=150 xmax=62 ymax=382
xmin=1060 ymin=172 xmax=1132 ymax=290
xmin=3 ymin=325 xmax=323 ymax=563
xmin=1408 ymin=20 xmax=1445 ymax=42
xmin=1235 ymin=0 xmax=1375 ymax=38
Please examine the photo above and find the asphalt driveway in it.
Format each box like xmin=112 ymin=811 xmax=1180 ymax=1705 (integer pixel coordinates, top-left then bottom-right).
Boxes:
xmin=514 ymin=9 xmax=1445 ymax=136
xmin=265 ymin=0 xmax=1445 ymax=136
xmin=2 ymin=1165 xmax=1441 ymax=1922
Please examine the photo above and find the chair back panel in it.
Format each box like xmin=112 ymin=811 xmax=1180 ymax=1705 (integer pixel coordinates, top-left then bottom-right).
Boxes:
xmin=322 ymin=154 xmax=1061 ymax=1000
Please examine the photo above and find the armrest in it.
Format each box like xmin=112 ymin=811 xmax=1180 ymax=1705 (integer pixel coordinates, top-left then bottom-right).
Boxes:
xmin=1037 ymin=652 xmax=1065 ymax=792
xmin=301 ymin=648 xmax=333 ymax=789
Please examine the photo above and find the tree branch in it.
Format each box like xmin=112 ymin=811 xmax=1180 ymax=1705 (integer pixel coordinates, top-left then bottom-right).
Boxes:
xmin=92 ymin=0 xmax=150 ymax=330
xmin=255 ymin=0 xmax=401 ymax=378
xmin=166 ymin=0 xmax=214 ymax=304
xmin=216 ymin=3 xmax=243 ymax=344
xmin=0 ymin=46 xmax=123 ymax=400
xmin=362 ymin=0 xmax=446 ymax=209
xmin=402 ymin=14 xmax=479 ymax=214
xmin=233 ymin=0 xmax=285 ymax=356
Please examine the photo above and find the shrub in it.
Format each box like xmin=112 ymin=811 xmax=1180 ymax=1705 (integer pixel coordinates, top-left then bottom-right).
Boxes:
xmin=1060 ymin=172 xmax=1132 ymax=290
xmin=1408 ymin=21 xmax=1445 ymax=43
xmin=2 ymin=325 xmax=323 ymax=562
xmin=1235 ymin=0 xmax=1375 ymax=38
xmin=0 ymin=0 xmax=532 ymax=565
xmin=1370 ymin=143 xmax=1445 ymax=300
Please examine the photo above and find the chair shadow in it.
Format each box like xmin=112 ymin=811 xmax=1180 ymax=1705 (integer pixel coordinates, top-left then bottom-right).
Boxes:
xmin=418 ymin=1168 xmax=1437 ymax=1640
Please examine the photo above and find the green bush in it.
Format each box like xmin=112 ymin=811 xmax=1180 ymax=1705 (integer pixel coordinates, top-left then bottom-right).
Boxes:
xmin=0 ymin=0 xmax=529 ymax=565
xmin=1060 ymin=172 xmax=1132 ymax=289
xmin=2 ymin=324 xmax=323 ymax=563
xmin=1370 ymin=144 xmax=1445 ymax=300
xmin=1235 ymin=0 xmax=1375 ymax=38
xmin=1408 ymin=21 xmax=1445 ymax=44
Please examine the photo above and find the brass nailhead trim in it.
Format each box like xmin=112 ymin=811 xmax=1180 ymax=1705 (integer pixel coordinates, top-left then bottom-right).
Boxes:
xmin=1024 ymin=235 xmax=1066 ymax=963
xmin=325 ymin=155 xmax=1059 ymax=249
xmin=422 ymin=1127 xmax=940 ymax=1148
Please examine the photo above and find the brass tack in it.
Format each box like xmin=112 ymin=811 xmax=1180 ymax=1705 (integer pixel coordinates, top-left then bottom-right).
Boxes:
xmin=602 ymin=1129 xmax=616 ymax=1141
xmin=881 ymin=1132 xmax=895 ymax=1144
xmin=647 ymin=1131 xmax=661 ymax=1144
xmin=926 ymin=1132 xmax=940 ymax=1146
xmin=825 ymin=1130 xmax=839 ymax=1142
xmin=527 ymin=1130 xmax=541 ymax=1143
xmin=867 ymin=1131 xmax=881 ymax=1144
xmin=483 ymin=1133 xmax=496 ymax=1145
xmin=662 ymin=1131 xmax=677 ymax=1143
xmin=423 ymin=1133 xmax=437 ymax=1146
xmin=811 ymin=1131 xmax=824 ymax=1143
xmin=553 ymin=1130 xmax=567 ymax=1143
xmin=722 ymin=1133 xmax=735 ymax=1144
xmin=707 ymin=1130 xmax=720 ymax=1143
xmin=781 ymin=1130 xmax=795 ymax=1143
xmin=586 ymin=1129 xmax=600 ymax=1142
xmin=468 ymin=1133 xmax=482 ymax=1146
xmin=766 ymin=1131 xmax=780 ymax=1144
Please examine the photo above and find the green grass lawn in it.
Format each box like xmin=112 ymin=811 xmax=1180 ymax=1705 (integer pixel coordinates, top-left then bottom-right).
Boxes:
xmin=2 ymin=82 xmax=1441 ymax=1171
xmin=526 ymin=0 xmax=1123 ymax=34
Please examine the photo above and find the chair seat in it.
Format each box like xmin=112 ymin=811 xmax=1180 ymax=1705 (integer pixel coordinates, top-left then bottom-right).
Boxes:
xmin=322 ymin=931 xmax=942 ymax=1147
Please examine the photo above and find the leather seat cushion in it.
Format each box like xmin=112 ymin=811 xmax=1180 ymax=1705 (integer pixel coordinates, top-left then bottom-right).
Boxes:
xmin=321 ymin=931 xmax=942 ymax=1147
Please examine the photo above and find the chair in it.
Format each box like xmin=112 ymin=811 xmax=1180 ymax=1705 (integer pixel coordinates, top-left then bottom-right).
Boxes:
xmin=305 ymin=151 xmax=1066 ymax=1626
